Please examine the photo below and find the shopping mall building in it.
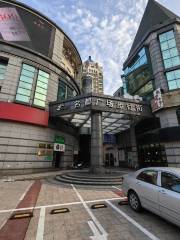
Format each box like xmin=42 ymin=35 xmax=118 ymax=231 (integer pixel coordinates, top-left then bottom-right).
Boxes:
xmin=0 ymin=0 xmax=82 ymax=173
xmin=0 ymin=0 xmax=180 ymax=174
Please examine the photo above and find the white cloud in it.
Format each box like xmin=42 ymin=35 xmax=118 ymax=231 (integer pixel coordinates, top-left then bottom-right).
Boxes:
xmin=19 ymin=0 xmax=157 ymax=94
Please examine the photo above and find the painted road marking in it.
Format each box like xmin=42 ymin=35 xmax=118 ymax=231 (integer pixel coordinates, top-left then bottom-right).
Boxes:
xmin=71 ymin=184 xmax=108 ymax=240
xmin=88 ymin=220 xmax=107 ymax=240
xmin=106 ymin=200 xmax=160 ymax=240
xmin=0 ymin=197 xmax=126 ymax=214
xmin=19 ymin=182 xmax=33 ymax=201
xmin=36 ymin=207 xmax=46 ymax=240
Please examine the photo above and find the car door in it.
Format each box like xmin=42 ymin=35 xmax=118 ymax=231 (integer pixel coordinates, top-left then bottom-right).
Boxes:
xmin=159 ymin=171 xmax=180 ymax=226
xmin=135 ymin=170 xmax=160 ymax=213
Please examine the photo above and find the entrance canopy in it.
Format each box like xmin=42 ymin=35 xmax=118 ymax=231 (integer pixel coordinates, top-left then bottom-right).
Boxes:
xmin=49 ymin=93 xmax=152 ymax=134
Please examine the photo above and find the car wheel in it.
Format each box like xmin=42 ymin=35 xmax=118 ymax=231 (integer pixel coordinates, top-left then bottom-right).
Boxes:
xmin=128 ymin=191 xmax=142 ymax=212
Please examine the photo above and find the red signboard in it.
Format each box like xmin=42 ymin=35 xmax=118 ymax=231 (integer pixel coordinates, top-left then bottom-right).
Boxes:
xmin=0 ymin=102 xmax=49 ymax=126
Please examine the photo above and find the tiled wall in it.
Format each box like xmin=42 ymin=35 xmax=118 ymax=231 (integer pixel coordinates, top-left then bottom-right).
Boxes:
xmin=0 ymin=121 xmax=78 ymax=170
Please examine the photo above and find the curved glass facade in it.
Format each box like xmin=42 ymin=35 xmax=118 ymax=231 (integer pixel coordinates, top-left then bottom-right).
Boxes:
xmin=124 ymin=47 xmax=153 ymax=100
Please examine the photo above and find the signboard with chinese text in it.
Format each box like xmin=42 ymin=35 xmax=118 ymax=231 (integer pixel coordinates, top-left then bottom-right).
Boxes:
xmin=151 ymin=88 xmax=164 ymax=112
xmin=54 ymin=143 xmax=65 ymax=152
xmin=50 ymin=93 xmax=151 ymax=117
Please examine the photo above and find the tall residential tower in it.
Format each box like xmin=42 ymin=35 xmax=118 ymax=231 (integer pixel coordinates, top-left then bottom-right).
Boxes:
xmin=82 ymin=56 xmax=103 ymax=94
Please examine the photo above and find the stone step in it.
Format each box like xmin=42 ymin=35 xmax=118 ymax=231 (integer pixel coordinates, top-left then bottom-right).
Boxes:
xmin=61 ymin=174 xmax=122 ymax=182
xmin=55 ymin=174 xmax=122 ymax=186
xmin=65 ymin=173 xmax=123 ymax=180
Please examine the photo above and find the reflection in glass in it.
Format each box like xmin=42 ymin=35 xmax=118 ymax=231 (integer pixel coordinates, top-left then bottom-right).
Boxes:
xmin=0 ymin=60 xmax=7 ymax=80
xmin=159 ymin=30 xmax=180 ymax=69
xmin=166 ymin=69 xmax=180 ymax=90
xmin=33 ymin=70 xmax=49 ymax=108
xmin=15 ymin=64 xmax=35 ymax=103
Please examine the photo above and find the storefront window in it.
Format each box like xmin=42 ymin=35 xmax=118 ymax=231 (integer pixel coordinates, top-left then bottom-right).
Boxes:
xmin=166 ymin=69 xmax=180 ymax=90
xmin=159 ymin=30 xmax=180 ymax=69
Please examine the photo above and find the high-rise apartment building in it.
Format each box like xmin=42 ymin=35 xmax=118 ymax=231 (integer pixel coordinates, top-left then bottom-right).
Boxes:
xmin=82 ymin=56 xmax=103 ymax=94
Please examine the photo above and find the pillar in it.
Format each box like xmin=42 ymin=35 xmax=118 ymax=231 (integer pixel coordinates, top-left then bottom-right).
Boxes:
xmin=90 ymin=111 xmax=104 ymax=173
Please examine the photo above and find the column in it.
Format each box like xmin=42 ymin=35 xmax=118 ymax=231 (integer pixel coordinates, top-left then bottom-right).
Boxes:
xmin=90 ymin=111 xmax=104 ymax=173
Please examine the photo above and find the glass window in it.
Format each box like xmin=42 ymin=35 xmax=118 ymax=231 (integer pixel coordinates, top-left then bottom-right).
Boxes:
xmin=37 ymin=81 xmax=48 ymax=89
xmin=17 ymin=87 xmax=31 ymax=96
xmin=33 ymin=70 xmax=49 ymax=108
xmin=161 ymin=172 xmax=180 ymax=193
xmin=19 ymin=81 xmax=32 ymax=90
xmin=159 ymin=30 xmax=180 ymax=69
xmin=166 ymin=71 xmax=175 ymax=80
xmin=57 ymin=81 xmax=66 ymax=100
xmin=35 ymin=86 xmax=47 ymax=95
xmin=67 ymin=86 xmax=73 ymax=99
xmin=177 ymin=108 xmax=180 ymax=124
xmin=0 ymin=59 xmax=8 ymax=80
xmin=166 ymin=69 xmax=180 ymax=90
xmin=21 ymin=69 xmax=35 ymax=78
xmin=124 ymin=47 xmax=148 ymax=75
xmin=34 ymin=92 xmax=46 ymax=101
xmin=38 ymin=70 xmax=49 ymax=78
xmin=20 ymin=75 xmax=33 ymax=84
xmin=15 ymin=94 xmax=29 ymax=103
xmin=37 ymin=75 xmax=49 ymax=84
xmin=15 ymin=64 xmax=35 ymax=103
xmin=172 ymin=56 xmax=180 ymax=66
xmin=23 ymin=64 xmax=36 ymax=72
xmin=33 ymin=99 xmax=45 ymax=107
xmin=137 ymin=170 xmax=158 ymax=185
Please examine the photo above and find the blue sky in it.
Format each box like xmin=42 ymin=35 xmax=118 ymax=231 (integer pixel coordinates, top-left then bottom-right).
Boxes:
xmin=18 ymin=0 xmax=180 ymax=95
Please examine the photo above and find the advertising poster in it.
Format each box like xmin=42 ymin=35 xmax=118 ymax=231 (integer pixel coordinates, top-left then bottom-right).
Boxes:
xmin=0 ymin=2 xmax=54 ymax=57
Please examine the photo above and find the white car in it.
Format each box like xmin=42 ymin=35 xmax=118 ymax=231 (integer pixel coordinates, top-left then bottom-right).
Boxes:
xmin=122 ymin=167 xmax=180 ymax=227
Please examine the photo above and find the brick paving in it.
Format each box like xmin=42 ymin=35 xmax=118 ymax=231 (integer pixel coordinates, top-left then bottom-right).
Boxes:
xmin=0 ymin=180 xmax=41 ymax=240
xmin=0 ymin=173 xmax=180 ymax=240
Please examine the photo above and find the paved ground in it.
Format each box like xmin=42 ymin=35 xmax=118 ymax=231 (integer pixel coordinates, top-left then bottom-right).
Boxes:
xmin=0 ymin=173 xmax=180 ymax=240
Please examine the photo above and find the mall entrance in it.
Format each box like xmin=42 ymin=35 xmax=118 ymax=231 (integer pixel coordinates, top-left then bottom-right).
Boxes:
xmin=53 ymin=151 xmax=62 ymax=168
xmin=50 ymin=93 xmax=151 ymax=173
xmin=136 ymin=118 xmax=167 ymax=168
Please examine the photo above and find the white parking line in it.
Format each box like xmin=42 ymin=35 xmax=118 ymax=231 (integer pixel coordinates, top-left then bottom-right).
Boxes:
xmin=36 ymin=207 xmax=46 ymax=240
xmin=0 ymin=197 xmax=125 ymax=214
xmin=106 ymin=200 xmax=160 ymax=240
xmin=19 ymin=182 xmax=33 ymax=201
xmin=71 ymin=184 xmax=108 ymax=239
xmin=0 ymin=182 xmax=33 ymax=230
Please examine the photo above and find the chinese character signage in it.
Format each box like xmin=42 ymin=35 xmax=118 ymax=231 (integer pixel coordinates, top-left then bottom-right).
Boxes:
xmin=50 ymin=93 xmax=151 ymax=118
xmin=151 ymin=88 xmax=164 ymax=112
